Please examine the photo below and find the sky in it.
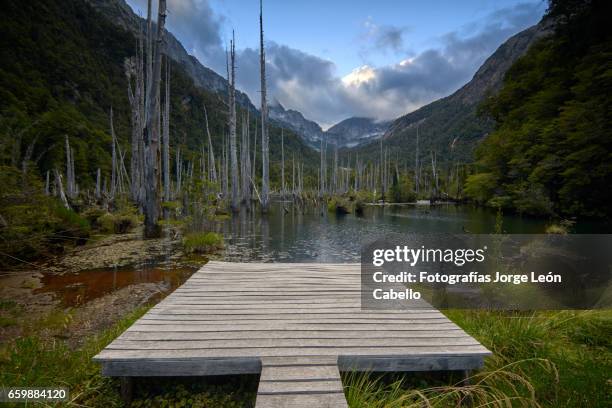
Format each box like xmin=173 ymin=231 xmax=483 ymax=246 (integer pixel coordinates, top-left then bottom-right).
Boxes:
xmin=125 ymin=0 xmax=546 ymax=129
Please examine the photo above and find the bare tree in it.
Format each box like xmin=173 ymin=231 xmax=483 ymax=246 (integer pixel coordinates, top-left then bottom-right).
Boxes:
xmin=281 ymin=128 xmax=285 ymax=197
xmin=203 ymin=105 xmax=217 ymax=183
xmin=54 ymin=169 xmax=70 ymax=210
xmin=260 ymin=0 xmax=270 ymax=212
xmin=45 ymin=170 xmax=50 ymax=195
xmin=96 ymin=168 xmax=101 ymax=199
xmin=162 ymin=57 xmax=171 ymax=204
xmin=415 ymin=123 xmax=420 ymax=195
xmin=142 ymin=0 xmax=167 ymax=237
xmin=228 ymin=32 xmax=239 ymax=212
xmin=109 ymin=108 xmax=117 ymax=199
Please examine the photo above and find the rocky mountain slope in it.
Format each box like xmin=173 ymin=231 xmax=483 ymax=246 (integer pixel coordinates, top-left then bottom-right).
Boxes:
xmin=269 ymin=100 xmax=390 ymax=149
xmin=85 ymin=0 xmax=255 ymax=110
xmin=353 ymin=19 xmax=552 ymax=164
xmin=268 ymin=99 xmax=324 ymax=146
xmin=326 ymin=117 xmax=391 ymax=148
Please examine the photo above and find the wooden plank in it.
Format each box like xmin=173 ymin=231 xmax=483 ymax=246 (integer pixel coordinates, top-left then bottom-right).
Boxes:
xmin=141 ymin=314 xmax=449 ymax=321
xmin=256 ymin=357 xmax=347 ymax=408
xmin=96 ymin=345 xmax=490 ymax=359
xmin=118 ymin=330 xmax=467 ymax=341
xmin=107 ymin=337 xmax=480 ymax=349
xmin=255 ymin=393 xmax=348 ymax=408
xmin=127 ymin=323 xmax=462 ymax=331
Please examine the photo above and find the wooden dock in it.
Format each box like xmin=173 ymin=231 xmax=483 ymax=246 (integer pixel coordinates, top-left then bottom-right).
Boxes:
xmin=94 ymin=262 xmax=490 ymax=407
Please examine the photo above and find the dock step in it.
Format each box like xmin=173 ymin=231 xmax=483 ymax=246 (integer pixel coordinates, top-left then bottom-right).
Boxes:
xmin=255 ymin=357 xmax=347 ymax=408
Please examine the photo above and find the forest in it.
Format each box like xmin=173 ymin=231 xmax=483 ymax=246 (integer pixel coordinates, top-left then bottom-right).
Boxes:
xmin=465 ymin=0 xmax=611 ymax=217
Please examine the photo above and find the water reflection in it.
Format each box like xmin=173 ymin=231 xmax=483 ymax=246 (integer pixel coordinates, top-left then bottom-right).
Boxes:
xmin=215 ymin=201 xmax=605 ymax=263
xmin=34 ymin=263 xmax=196 ymax=307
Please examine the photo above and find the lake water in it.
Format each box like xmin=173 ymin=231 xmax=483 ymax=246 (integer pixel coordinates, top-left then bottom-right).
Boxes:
xmin=215 ymin=201 xmax=596 ymax=263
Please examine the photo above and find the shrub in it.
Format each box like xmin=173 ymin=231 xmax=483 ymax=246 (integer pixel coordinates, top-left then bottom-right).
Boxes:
xmin=464 ymin=172 xmax=498 ymax=204
xmin=183 ymin=232 xmax=224 ymax=254
xmin=327 ymin=197 xmax=352 ymax=214
xmin=545 ymin=224 xmax=567 ymax=234
xmin=52 ymin=204 xmax=91 ymax=243
xmin=97 ymin=212 xmax=138 ymax=234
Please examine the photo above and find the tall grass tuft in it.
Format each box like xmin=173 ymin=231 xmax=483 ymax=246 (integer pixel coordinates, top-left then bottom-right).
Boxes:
xmin=344 ymin=358 xmax=556 ymax=408
xmin=0 ymin=307 xmax=149 ymax=407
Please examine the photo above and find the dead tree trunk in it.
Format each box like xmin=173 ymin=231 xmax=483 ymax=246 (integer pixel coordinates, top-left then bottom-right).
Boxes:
xmin=109 ymin=108 xmax=117 ymax=199
xmin=163 ymin=58 xmax=171 ymax=204
xmin=45 ymin=170 xmax=50 ymax=195
xmin=281 ymin=128 xmax=285 ymax=198
xmin=96 ymin=168 xmax=101 ymax=199
xmin=260 ymin=0 xmax=270 ymax=212
xmin=142 ymin=0 xmax=167 ymax=238
xmin=415 ymin=124 xmax=420 ymax=195
xmin=54 ymin=168 xmax=70 ymax=210
xmin=202 ymin=105 xmax=217 ymax=184
xmin=228 ymin=32 xmax=239 ymax=212
xmin=175 ymin=147 xmax=181 ymax=196
xmin=319 ymin=136 xmax=325 ymax=197
xmin=252 ymin=117 xmax=257 ymax=198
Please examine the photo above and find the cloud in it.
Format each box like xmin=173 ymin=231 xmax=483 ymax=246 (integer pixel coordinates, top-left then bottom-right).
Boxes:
xmin=361 ymin=18 xmax=409 ymax=54
xmin=126 ymin=0 xmax=545 ymax=128
xmin=127 ymin=0 xmax=226 ymax=72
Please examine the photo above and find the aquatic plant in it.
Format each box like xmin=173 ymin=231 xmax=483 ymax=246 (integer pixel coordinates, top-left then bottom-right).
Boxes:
xmin=182 ymin=232 xmax=224 ymax=254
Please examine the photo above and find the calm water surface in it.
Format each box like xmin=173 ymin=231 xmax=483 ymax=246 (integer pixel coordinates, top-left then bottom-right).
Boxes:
xmin=216 ymin=202 xmax=600 ymax=263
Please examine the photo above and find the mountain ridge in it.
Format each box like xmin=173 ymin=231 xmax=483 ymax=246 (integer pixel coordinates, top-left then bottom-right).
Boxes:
xmin=350 ymin=19 xmax=553 ymax=164
xmin=84 ymin=0 xmax=256 ymax=110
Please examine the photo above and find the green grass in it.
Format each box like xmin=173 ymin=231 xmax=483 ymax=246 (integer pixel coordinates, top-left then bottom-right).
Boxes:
xmin=0 ymin=316 xmax=18 ymax=328
xmin=0 ymin=307 xmax=149 ymax=407
xmin=343 ymin=310 xmax=612 ymax=407
xmin=183 ymin=232 xmax=224 ymax=254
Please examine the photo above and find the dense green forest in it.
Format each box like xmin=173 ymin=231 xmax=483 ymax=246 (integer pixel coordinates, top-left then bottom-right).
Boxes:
xmin=0 ymin=0 xmax=316 ymax=189
xmin=465 ymin=0 xmax=611 ymax=218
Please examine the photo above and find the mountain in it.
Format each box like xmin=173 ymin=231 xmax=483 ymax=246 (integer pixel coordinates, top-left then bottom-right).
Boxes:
xmin=326 ymin=117 xmax=391 ymax=148
xmin=269 ymin=100 xmax=390 ymax=149
xmin=268 ymin=99 xmax=325 ymax=146
xmin=354 ymin=19 xmax=553 ymax=164
xmin=84 ymin=0 xmax=256 ymax=110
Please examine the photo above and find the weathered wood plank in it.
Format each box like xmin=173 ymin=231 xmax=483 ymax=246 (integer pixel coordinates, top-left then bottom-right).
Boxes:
xmin=127 ymin=323 xmax=463 ymax=331
xmin=118 ymin=330 xmax=467 ymax=341
xmin=96 ymin=345 xmax=490 ymax=359
xmin=255 ymin=393 xmax=348 ymax=408
xmin=256 ymin=357 xmax=347 ymax=408
xmin=107 ymin=337 xmax=480 ymax=349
